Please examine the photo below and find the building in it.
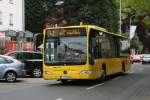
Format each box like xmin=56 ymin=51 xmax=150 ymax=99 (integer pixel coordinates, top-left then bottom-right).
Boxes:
xmin=0 ymin=0 xmax=25 ymax=31
xmin=0 ymin=0 xmax=34 ymax=53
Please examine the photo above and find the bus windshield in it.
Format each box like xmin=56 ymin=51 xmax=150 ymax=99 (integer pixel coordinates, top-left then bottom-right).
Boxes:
xmin=44 ymin=28 xmax=87 ymax=65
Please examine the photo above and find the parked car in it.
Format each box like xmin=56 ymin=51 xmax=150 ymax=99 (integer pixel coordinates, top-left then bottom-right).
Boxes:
xmin=131 ymin=55 xmax=142 ymax=63
xmin=141 ymin=54 xmax=150 ymax=64
xmin=0 ymin=55 xmax=25 ymax=82
xmin=5 ymin=51 xmax=43 ymax=78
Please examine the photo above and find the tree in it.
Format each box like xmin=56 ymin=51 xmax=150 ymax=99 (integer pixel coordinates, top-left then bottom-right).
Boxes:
xmin=26 ymin=0 xmax=120 ymax=33
xmin=63 ymin=0 xmax=119 ymax=33
xmin=122 ymin=0 xmax=150 ymax=53
xmin=25 ymin=0 xmax=56 ymax=33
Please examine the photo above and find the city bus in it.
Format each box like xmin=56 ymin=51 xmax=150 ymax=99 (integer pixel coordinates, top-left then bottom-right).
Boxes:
xmin=43 ymin=25 xmax=131 ymax=83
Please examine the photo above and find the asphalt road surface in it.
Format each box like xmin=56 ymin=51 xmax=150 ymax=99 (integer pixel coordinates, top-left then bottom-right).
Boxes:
xmin=0 ymin=63 xmax=150 ymax=100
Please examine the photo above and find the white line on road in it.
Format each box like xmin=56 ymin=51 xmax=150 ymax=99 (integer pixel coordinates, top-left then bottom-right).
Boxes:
xmin=112 ymin=76 xmax=122 ymax=81
xmin=56 ymin=98 xmax=63 ymax=100
xmin=128 ymin=70 xmax=135 ymax=74
xmin=86 ymin=83 xmax=104 ymax=90
xmin=138 ymin=68 xmax=144 ymax=71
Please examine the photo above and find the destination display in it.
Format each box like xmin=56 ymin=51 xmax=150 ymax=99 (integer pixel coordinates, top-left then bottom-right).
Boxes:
xmin=46 ymin=28 xmax=85 ymax=37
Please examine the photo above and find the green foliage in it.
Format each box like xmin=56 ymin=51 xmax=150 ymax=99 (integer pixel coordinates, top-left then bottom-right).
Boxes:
xmin=64 ymin=0 xmax=119 ymax=33
xmin=26 ymin=0 xmax=119 ymax=33
xmin=0 ymin=47 xmax=5 ymax=51
xmin=122 ymin=0 xmax=150 ymax=23
xmin=130 ymin=34 xmax=143 ymax=53
xmin=25 ymin=0 xmax=56 ymax=33
xmin=122 ymin=0 xmax=150 ymax=53
xmin=142 ymin=16 xmax=150 ymax=28
xmin=130 ymin=0 xmax=150 ymax=16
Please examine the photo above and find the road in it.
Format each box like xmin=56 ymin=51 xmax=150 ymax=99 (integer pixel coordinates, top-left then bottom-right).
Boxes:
xmin=0 ymin=63 xmax=150 ymax=100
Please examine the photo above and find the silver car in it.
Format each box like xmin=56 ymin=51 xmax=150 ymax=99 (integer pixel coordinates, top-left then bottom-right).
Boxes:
xmin=0 ymin=55 xmax=26 ymax=82
xmin=142 ymin=54 xmax=150 ymax=64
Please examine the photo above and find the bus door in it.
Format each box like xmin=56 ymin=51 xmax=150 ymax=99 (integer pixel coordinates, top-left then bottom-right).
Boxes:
xmin=89 ymin=30 xmax=102 ymax=78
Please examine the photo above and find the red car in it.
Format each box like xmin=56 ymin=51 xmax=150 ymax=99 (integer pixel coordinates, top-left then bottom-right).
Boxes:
xmin=131 ymin=55 xmax=142 ymax=63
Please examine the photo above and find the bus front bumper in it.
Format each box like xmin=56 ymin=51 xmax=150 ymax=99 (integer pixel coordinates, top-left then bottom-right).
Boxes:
xmin=43 ymin=70 xmax=97 ymax=80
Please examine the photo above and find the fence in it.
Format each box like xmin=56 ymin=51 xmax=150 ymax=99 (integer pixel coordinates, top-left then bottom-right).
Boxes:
xmin=0 ymin=30 xmax=35 ymax=54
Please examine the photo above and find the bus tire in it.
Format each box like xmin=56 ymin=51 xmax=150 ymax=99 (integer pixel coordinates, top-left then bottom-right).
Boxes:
xmin=101 ymin=63 xmax=106 ymax=81
xmin=61 ymin=79 xmax=68 ymax=84
xmin=122 ymin=62 xmax=126 ymax=73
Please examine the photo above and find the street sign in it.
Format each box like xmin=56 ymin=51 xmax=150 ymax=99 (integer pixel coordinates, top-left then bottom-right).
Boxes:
xmin=129 ymin=25 xmax=137 ymax=39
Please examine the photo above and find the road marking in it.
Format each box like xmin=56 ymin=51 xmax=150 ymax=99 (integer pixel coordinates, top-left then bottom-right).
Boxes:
xmin=112 ymin=76 xmax=122 ymax=80
xmin=56 ymin=98 xmax=63 ymax=100
xmin=138 ymin=68 xmax=144 ymax=71
xmin=128 ymin=70 xmax=135 ymax=74
xmin=86 ymin=83 xmax=104 ymax=90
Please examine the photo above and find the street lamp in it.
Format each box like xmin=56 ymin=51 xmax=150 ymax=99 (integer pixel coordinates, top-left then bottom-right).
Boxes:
xmin=55 ymin=1 xmax=64 ymax=6
xmin=119 ymin=0 xmax=122 ymax=35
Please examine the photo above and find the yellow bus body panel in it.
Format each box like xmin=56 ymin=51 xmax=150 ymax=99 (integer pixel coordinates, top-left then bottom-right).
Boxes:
xmin=43 ymin=57 xmax=131 ymax=80
xmin=43 ymin=64 xmax=101 ymax=80
xmin=43 ymin=25 xmax=131 ymax=81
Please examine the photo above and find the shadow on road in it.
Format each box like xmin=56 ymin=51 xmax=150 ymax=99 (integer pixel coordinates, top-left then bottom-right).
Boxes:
xmin=0 ymin=79 xmax=25 ymax=83
xmin=45 ymin=73 xmax=131 ymax=87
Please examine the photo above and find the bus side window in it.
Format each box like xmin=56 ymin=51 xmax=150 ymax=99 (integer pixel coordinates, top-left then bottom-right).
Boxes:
xmin=89 ymin=30 xmax=96 ymax=65
xmin=109 ymin=36 xmax=116 ymax=57
xmin=100 ymin=34 xmax=111 ymax=57
xmin=115 ymin=38 xmax=121 ymax=57
xmin=89 ymin=38 xmax=95 ymax=65
xmin=92 ymin=38 xmax=96 ymax=47
xmin=89 ymin=29 xmax=103 ymax=59
xmin=119 ymin=39 xmax=130 ymax=56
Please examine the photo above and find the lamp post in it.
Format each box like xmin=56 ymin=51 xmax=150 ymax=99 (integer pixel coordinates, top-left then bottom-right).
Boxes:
xmin=55 ymin=1 xmax=64 ymax=6
xmin=119 ymin=0 xmax=122 ymax=35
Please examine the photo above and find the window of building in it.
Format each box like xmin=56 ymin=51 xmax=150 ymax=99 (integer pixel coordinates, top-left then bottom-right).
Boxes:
xmin=0 ymin=12 xmax=2 ymax=25
xmin=9 ymin=14 xmax=13 ymax=26
xmin=9 ymin=0 xmax=13 ymax=4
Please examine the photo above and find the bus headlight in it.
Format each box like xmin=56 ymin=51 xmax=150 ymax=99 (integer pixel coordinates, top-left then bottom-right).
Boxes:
xmin=80 ymin=70 xmax=92 ymax=75
xmin=44 ymin=71 xmax=53 ymax=75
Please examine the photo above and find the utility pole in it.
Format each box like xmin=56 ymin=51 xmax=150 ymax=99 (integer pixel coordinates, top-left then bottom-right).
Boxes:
xmin=119 ymin=0 xmax=122 ymax=35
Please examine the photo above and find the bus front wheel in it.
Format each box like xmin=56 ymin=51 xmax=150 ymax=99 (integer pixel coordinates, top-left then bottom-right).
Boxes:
xmin=60 ymin=79 xmax=68 ymax=84
xmin=122 ymin=62 xmax=126 ymax=73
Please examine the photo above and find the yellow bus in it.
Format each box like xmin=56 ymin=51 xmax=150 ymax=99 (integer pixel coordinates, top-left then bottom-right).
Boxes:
xmin=43 ymin=25 xmax=131 ymax=83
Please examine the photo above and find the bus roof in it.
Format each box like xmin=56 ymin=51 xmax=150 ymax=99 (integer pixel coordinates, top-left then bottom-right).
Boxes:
xmin=45 ymin=25 xmax=128 ymax=39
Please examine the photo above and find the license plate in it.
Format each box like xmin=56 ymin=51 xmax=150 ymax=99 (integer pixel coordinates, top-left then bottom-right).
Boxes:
xmin=61 ymin=76 xmax=70 ymax=79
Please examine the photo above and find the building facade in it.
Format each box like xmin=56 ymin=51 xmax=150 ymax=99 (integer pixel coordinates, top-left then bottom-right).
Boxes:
xmin=0 ymin=0 xmax=33 ymax=54
xmin=0 ymin=0 xmax=25 ymax=31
